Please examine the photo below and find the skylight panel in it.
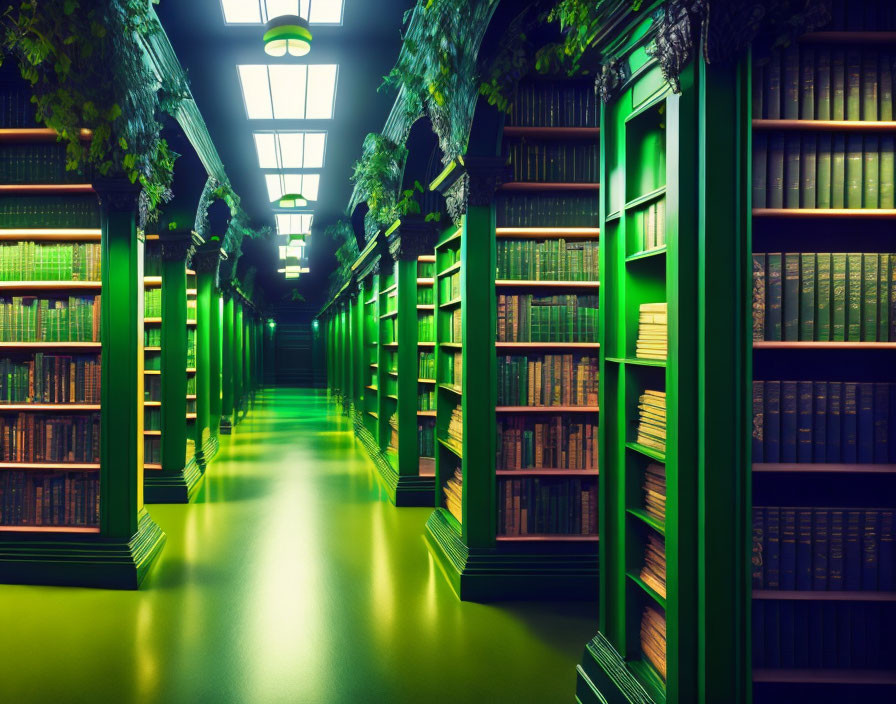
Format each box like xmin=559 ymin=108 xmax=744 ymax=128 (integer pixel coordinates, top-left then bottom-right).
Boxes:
xmin=265 ymin=174 xmax=320 ymax=202
xmin=238 ymin=65 xmax=338 ymax=120
xmin=253 ymin=132 xmax=327 ymax=169
xmin=278 ymin=244 xmax=306 ymax=260
xmin=276 ymin=213 xmax=314 ymax=236
xmin=221 ymin=0 xmax=345 ymax=25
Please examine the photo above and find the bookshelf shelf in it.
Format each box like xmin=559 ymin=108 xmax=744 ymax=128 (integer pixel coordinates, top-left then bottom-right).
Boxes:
xmin=626 ymin=441 xmax=666 ymax=464
xmin=753 ymin=341 xmax=896 ymax=350
xmin=367 ymin=410 xmax=378 ymax=419
xmin=439 ymin=297 xmax=462 ymax=308
xmin=144 ymin=346 xmax=161 ymax=352
xmin=0 ymin=280 xmax=101 ymax=290
xmin=0 ymin=404 xmax=100 ymax=412
xmin=417 ymin=341 xmax=435 ymax=348
xmin=495 ymin=227 xmax=600 ymax=239
xmin=416 ymin=278 xmax=434 ymax=286
xmin=144 ymin=401 xmax=161 ymax=407
xmin=186 ymin=413 xmax=196 ymax=420
xmin=0 ymin=342 xmax=101 ymax=350
xmin=495 ymin=405 xmax=600 ymax=413
xmin=186 ymin=320 xmax=197 ymax=326
xmin=752 ymin=208 xmax=896 ymax=218
xmin=385 ymin=393 xmax=398 ymax=401
xmin=143 ymin=276 xmax=162 ymax=287
xmin=440 ymin=342 xmax=462 ymax=349
xmin=418 ymin=378 xmax=436 ymax=383
xmin=0 ymin=127 xmax=93 ymax=141
xmin=437 ymin=261 xmax=462 ymax=278
xmin=0 ymin=526 xmax=100 ymax=534
xmin=624 ymin=186 xmax=667 ymax=210
xmin=438 ymin=436 xmax=463 ymax=459
xmin=418 ymin=255 xmax=436 ymax=263
xmin=370 ymin=363 xmax=378 ymax=368
xmin=495 ymin=341 xmax=599 ymax=350
xmin=0 ymin=184 xmax=94 ymax=194
xmin=752 ymin=119 xmax=896 ymax=132
xmin=365 ymin=385 xmax=379 ymax=392
xmin=752 ymin=463 xmax=896 ymax=474
xmin=386 ymin=370 xmax=398 ymax=377
xmin=606 ymin=356 xmax=667 ymax=367
xmin=186 ymin=368 xmax=196 ymax=373
xmin=439 ymin=384 xmax=462 ymax=395
xmin=382 ymin=342 xmax=398 ymax=349
xmin=143 ymin=430 xmax=161 ymax=436
xmin=625 ymin=246 xmax=667 ymax=263
xmin=0 ymin=229 xmax=101 ymax=241
xmin=417 ymin=410 xmax=436 ymax=417
xmin=379 ymin=284 xmax=397 ymax=296
xmin=503 ymin=126 xmax=600 ymax=139
xmin=627 ymin=507 xmax=665 ymax=535
xmin=379 ymin=310 xmax=398 ymax=320
xmin=0 ymin=462 xmax=99 ymax=471
xmin=626 ymin=571 xmax=667 ymax=609
xmin=495 ymin=279 xmax=600 ymax=289
xmin=144 ymin=463 xmax=162 ymax=470
xmin=752 ymin=669 xmax=896 ymax=685
xmin=752 ymin=590 xmax=896 ymax=602
xmin=416 ymin=304 xmax=435 ymax=310
xmin=144 ymin=370 xmax=160 ymax=376
xmin=186 ymin=394 xmax=196 ymax=400
xmin=499 ymin=182 xmax=601 ymax=192
xmin=496 ymin=534 xmax=599 ymax=542
xmin=144 ymin=317 xmax=161 ymax=324
xmin=496 ymin=469 xmax=600 ymax=476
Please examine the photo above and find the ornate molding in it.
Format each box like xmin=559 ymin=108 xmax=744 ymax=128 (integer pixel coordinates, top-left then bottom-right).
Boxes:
xmin=443 ymin=157 xmax=510 ymax=224
xmin=387 ymin=217 xmax=438 ymax=262
xmin=595 ymin=58 xmax=629 ymax=104
xmin=191 ymin=244 xmax=225 ymax=288
xmin=646 ymin=0 xmax=706 ymax=94
xmin=160 ymin=230 xmax=203 ymax=263
xmin=93 ymin=178 xmax=141 ymax=213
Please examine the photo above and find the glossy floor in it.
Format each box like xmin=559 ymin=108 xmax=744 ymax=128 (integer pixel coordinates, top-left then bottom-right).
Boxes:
xmin=0 ymin=389 xmax=597 ymax=703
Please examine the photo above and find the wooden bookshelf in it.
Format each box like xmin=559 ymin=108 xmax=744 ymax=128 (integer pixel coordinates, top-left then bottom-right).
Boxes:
xmin=0 ymin=341 xmax=101 ymax=349
xmin=495 ymin=279 xmax=600 ymax=289
xmin=753 ymin=208 xmax=896 ymax=218
xmin=495 ymin=227 xmax=600 ymax=238
xmin=0 ymin=462 xmax=100 ymax=471
xmin=752 ymin=463 xmax=896 ymax=474
xmin=0 ymin=404 xmax=101 ymax=411
xmin=753 ymin=118 xmax=896 ymax=131
xmin=0 ymin=229 xmax=101 ymax=241
xmin=499 ymin=182 xmax=601 ymax=192
xmin=503 ymin=126 xmax=600 ymax=139
xmin=0 ymin=280 xmax=101 ymax=290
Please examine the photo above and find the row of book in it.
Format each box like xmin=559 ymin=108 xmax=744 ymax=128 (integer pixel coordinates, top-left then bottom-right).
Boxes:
xmin=447 ymin=308 xmax=461 ymax=343
xmin=752 ymin=252 xmax=896 ymax=342
xmin=0 ymin=354 xmax=101 ymax=404
xmin=0 ymin=413 xmax=100 ymax=462
xmin=0 ymin=196 xmax=100 ymax=229
xmin=417 ymin=313 xmax=434 ymax=343
xmin=496 ymin=239 xmax=599 ymax=281
xmin=634 ymin=199 xmax=666 ymax=254
xmin=496 ymin=194 xmax=599 ymax=228
xmin=418 ymin=350 xmax=435 ymax=379
xmin=0 ymin=83 xmax=36 ymax=127
xmin=752 ymin=133 xmax=896 ymax=209
xmin=497 ymin=294 xmax=599 ymax=342
xmin=825 ymin=0 xmax=896 ymax=29
xmin=496 ymin=416 xmax=598 ymax=470
xmin=507 ymin=80 xmax=597 ymax=128
xmin=636 ymin=303 xmax=667 ymax=360
xmin=753 ymin=46 xmax=894 ymax=122
xmin=187 ymin=328 xmax=196 ymax=368
xmin=505 ymin=141 xmax=598 ymax=183
xmin=417 ymin=287 xmax=433 ymax=305
xmin=0 ymin=243 xmax=101 ymax=281
xmin=439 ymin=271 xmax=460 ymax=302
xmin=445 ymin=405 xmax=463 ymax=454
xmin=418 ymin=385 xmax=435 ymax=411
xmin=442 ymin=349 xmax=463 ymax=388
xmin=497 ymin=477 xmax=597 ymax=536
xmin=751 ymin=507 xmax=894 ymax=590
xmin=635 ymin=389 xmax=667 ymax=455
xmin=144 ymin=436 xmax=161 ymax=465
xmin=145 ymin=407 xmax=161 ymax=431
xmin=382 ymin=294 xmax=397 ymax=316
xmin=641 ymin=606 xmax=667 ymax=681
xmin=417 ymin=260 xmax=435 ymax=277
xmin=0 ymin=470 xmax=99 ymax=527
xmin=439 ymin=245 xmax=460 ymax=271
xmin=642 ymin=463 xmax=666 ymax=524
xmin=0 ymin=295 xmax=100 ymax=343
xmin=144 ymin=375 xmax=160 ymax=402
xmin=640 ymin=533 xmax=667 ymax=599
xmin=144 ymin=288 xmax=161 ymax=318
xmin=0 ymin=143 xmax=89 ymax=184
xmin=751 ymin=380 xmax=896 ymax=463
xmin=752 ymin=601 xmax=895 ymax=670
xmin=443 ymin=465 xmax=463 ymax=523
xmin=381 ymin=318 xmax=396 ymax=345
xmin=418 ymin=420 xmax=434 ymax=458
xmin=496 ymin=353 xmax=599 ymax=407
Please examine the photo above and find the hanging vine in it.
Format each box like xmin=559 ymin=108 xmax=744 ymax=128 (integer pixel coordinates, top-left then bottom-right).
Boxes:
xmin=0 ymin=0 xmax=186 ymax=223
xmin=350 ymin=133 xmax=408 ymax=227
xmin=324 ymin=219 xmax=359 ymax=300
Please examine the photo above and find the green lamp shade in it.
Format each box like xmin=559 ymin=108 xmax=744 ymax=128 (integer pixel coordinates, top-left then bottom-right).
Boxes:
xmin=263 ymin=15 xmax=313 ymax=57
xmin=287 ymin=233 xmax=306 ymax=244
xmin=274 ymin=193 xmax=308 ymax=208
xmin=285 ymin=272 xmax=300 ymax=279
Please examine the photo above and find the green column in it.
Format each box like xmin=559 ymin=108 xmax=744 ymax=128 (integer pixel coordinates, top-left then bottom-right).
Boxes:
xmin=243 ymin=308 xmax=253 ymax=403
xmin=192 ymin=244 xmax=221 ymax=462
xmin=209 ymin=282 xmax=223 ymax=435
xmin=234 ymin=299 xmax=244 ymax=424
xmin=221 ymin=291 xmax=234 ymax=433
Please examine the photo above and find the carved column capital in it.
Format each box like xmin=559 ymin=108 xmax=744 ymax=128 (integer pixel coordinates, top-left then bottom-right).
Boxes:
xmin=441 ymin=157 xmax=510 ymax=224
xmin=191 ymin=243 xmax=226 ymax=288
xmin=160 ymin=229 xmax=203 ymax=263
xmin=387 ymin=216 xmax=438 ymax=262
xmin=93 ymin=178 xmax=141 ymax=212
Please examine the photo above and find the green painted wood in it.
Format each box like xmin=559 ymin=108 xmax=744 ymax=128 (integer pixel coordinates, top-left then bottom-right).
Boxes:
xmin=209 ymin=285 xmax=223 ymax=436
xmin=395 ymin=258 xmax=418 ymax=477
xmin=193 ymin=250 xmax=215 ymax=461
xmin=221 ymin=292 xmax=234 ymax=431
xmin=160 ymin=237 xmax=188 ymax=475
xmin=234 ymin=301 xmax=244 ymax=422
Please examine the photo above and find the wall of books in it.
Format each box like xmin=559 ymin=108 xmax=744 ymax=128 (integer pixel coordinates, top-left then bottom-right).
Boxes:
xmin=417 ymin=255 xmax=436 ymax=479
xmin=186 ymin=268 xmax=197 ymax=461
xmin=143 ymin=238 xmax=163 ymax=470
xmin=750 ymin=12 xmax=896 ymax=700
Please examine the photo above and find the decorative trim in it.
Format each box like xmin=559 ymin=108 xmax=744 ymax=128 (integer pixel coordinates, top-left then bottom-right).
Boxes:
xmin=387 ymin=217 xmax=439 ymax=262
xmin=160 ymin=229 xmax=203 ymax=263
xmin=441 ymin=157 xmax=510 ymax=224
xmin=646 ymin=0 xmax=705 ymax=94
xmin=93 ymin=178 xmax=141 ymax=212
xmin=576 ymin=632 xmax=659 ymax=704
xmin=595 ymin=58 xmax=630 ymax=104
xmin=144 ymin=456 xmax=204 ymax=504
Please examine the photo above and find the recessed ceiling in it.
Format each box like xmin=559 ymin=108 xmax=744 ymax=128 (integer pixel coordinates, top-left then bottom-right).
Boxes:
xmin=221 ymin=0 xmax=345 ymax=25
xmin=237 ymin=64 xmax=338 ymax=119
xmin=275 ymin=212 xmax=314 ymax=236
xmin=265 ymin=173 xmax=320 ymax=202
xmin=253 ymin=131 xmax=327 ymax=169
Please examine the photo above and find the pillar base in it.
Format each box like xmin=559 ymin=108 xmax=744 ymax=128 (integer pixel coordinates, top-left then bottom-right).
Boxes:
xmin=144 ymin=456 xmax=204 ymax=503
xmin=575 ymin=632 xmax=663 ymax=704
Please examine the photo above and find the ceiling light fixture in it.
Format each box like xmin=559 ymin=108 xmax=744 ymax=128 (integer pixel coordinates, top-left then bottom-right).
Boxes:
xmin=263 ymin=14 xmax=313 ymax=56
xmin=274 ymin=192 xmax=308 ymax=208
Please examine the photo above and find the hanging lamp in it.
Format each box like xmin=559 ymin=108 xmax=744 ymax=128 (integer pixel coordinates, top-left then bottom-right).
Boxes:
xmin=263 ymin=15 xmax=313 ymax=57
xmin=273 ymin=193 xmax=308 ymax=208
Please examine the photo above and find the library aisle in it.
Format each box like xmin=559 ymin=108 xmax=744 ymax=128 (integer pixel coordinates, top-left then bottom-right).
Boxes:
xmin=0 ymin=388 xmax=595 ymax=704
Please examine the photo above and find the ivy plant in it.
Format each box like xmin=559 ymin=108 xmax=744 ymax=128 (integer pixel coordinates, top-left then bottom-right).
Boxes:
xmin=350 ymin=133 xmax=408 ymax=226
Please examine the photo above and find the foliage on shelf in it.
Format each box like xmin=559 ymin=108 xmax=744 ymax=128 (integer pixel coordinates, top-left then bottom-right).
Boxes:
xmin=350 ymin=133 xmax=408 ymax=227
xmin=324 ymin=219 xmax=359 ymax=301
xmin=0 ymin=0 xmax=187 ymax=224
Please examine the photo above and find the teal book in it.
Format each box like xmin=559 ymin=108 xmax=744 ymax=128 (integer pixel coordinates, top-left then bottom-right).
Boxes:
xmin=863 ymin=253 xmax=879 ymax=341
xmin=800 ymin=134 xmax=817 ymax=208
xmin=816 ymin=49 xmax=831 ymax=121
xmin=881 ymin=135 xmax=895 ymax=208
xmin=862 ymin=50 xmax=879 ymax=121
xmin=879 ymin=253 xmax=890 ymax=343
xmin=800 ymin=253 xmax=816 ymax=340
xmin=753 ymin=254 xmax=766 ymax=340
xmin=846 ymin=49 xmax=862 ymax=120
xmin=846 ymin=135 xmax=863 ymax=208
xmin=831 ymin=50 xmax=846 ymax=120
xmin=753 ymin=133 xmax=768 ymax=208
xmin=800 ymin=47 xmax=815 ymax=120
xmin=832 ymin=134 xmax=846 ymax=208
xmin=881 ymin=50 xmax=893 ymax=121
xmin=784 ymin=253 xmax=800 ymax=341
xmin=816 ymin=134 xmax=832 ymax=209
xmin=846 ymin=253 xmax=863 ymax=341
xmin=783 ymin=44 xmax=800 ymax=120
xmin=767 ymin=253 xmax=783 ymax=341
xmin=785 ymin=135 xmax=801 ymax=209
xmin=816 ymin=253 xmax=832 ymax=341
xmin=765 ymin=51 xmax=782 ymax=120
xmin=768 ymin=134 xmax=785 ymax=208
xmin=864 ymin=135 xmax=880 ymax=208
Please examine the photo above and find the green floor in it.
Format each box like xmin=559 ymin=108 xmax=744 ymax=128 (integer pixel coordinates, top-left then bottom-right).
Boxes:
xmin=0 ymin=388 xmax=596 ymax=703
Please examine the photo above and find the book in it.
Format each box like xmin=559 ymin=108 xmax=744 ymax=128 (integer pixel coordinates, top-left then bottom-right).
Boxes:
xmin=636 ymin=389 xmax=666 ymax=455
xmin=496 ymin=476 xmax=597 ymax=536
xmin=497 ymin=415 xmax=598 ymax=470
xmin=636 ymin=303 xmax=667 ymax=360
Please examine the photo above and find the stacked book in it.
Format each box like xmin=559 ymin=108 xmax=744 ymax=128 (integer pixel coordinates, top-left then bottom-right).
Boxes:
xmin=643 ymin=463 xmax=667 ymax=523
xmin=445 ymin=406 xmax=463 ymax=454
xmin=641 ymin=606 xmax=667 ymax=681
xmin=636 ymin=390 xmax=667 ymax=455
xmin=640 ymin=533 xmax=667 ymax=599
xmin=636 ymin=303 xmax=668 ymax=360
xmin=443 ymin=467 xmax=463 ymax=523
